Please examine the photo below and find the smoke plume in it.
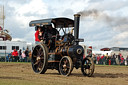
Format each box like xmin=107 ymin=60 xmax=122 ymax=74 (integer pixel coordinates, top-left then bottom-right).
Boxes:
xmin=78 ymin=9 xmax=128 ymax=32
xmin=78 ymin=9 xmax=99 ymax=18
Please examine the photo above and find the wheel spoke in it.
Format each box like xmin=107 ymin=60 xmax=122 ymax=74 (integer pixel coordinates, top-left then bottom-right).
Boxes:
xmin=40 ymin=52 xmax=44 ymax=56
xmin=35 ymin=60 xmax=43 ymax=71
xmin=39 ymin=47 xmax=42 ymax=51
xmin=36 ymin=47 xmax=42 ymax=56
xmin=35 ymin=48 xmax=39 ymax=54
xmin=34 ymin=59 xmax=40 ymax=65
xmin=33 ymin=54 xmax=37 ymax=57
xmin=38 ymin=48 xmax=43 ymax=56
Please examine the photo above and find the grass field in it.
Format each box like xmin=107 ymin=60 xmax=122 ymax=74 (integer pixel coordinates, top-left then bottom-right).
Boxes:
xmin=0 ymin=62 xmax=128 ymax=85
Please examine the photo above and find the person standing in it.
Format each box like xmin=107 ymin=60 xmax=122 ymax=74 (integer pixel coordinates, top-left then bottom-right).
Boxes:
xmin=118 ymin=53 xmax=121 ymax=64
xmin=28 ymin=50 xmax=32 ymax=62
xmin=105 ymin=53 xmax=109 ymax=65
xmin=12 ymin=49 xmax=18 ymax=62
xmin=101 ymin=54 xmax=105 ymax=65
xmin=6 ymin=54 xmax=9 ymax=62
xmin=97 ymin=55 xmax=100 ymax=64
xmin=35 ymin=26 xmax=42 ymax=44
xmin=111 ymin=53 xmax=116 ymax=65
xmin=8 ymin=52 xmax=12 ymax=62
xmin=10 ymin=52 xmax=13 ymax=62
xmin=25 ymin=48 xmax=29 ymax=62
xmin=116 ymin=55 xmax=119 ymax=65
xmin=19 ymin=49 xmax=22 ymax=62
xmin=43 ymin=24 xmax=59 ymax=49
xmin=120 ymin=56 xmax=124 ymax=65
xmin=21 ymin=51 xmax=26 ymax=62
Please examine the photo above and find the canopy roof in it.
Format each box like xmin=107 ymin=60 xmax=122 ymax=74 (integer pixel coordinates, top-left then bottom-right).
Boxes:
xmin=29 ymin=18 xmax=74 ymax=28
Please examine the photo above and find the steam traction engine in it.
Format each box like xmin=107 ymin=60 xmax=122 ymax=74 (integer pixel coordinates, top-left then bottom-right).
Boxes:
xmin=29 ymin=14 xmax=95 ymax=76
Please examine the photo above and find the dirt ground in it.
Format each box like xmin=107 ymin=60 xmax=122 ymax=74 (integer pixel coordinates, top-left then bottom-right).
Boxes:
xmin=0 ymin=62 xmax=128 ymax=85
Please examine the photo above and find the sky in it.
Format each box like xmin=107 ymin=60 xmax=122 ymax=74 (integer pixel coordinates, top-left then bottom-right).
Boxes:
xmin=0 ymin=0 xmax=128 ymax=50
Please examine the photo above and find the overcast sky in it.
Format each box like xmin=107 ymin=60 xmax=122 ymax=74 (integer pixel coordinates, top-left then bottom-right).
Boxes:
xmin=0 ymin=0 xmax=128 ymax=50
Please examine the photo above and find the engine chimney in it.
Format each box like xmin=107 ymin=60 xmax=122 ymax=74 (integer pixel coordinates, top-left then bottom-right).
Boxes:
xmin=74 ymin=14 xmax=80 ymax=45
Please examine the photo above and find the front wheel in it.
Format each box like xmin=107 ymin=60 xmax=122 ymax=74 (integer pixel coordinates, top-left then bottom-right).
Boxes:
xmin=81 ymin=57 xmax=95 ymax=77
xmin=59 ymin=56 xmax=73 ymax=76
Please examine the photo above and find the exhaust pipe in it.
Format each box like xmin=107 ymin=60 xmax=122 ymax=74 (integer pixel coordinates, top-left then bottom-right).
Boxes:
xmin=74 ymin=14 xmax=80 ymax=45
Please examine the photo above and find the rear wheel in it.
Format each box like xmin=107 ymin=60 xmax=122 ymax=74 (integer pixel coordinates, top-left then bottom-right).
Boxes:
xmin=31 ymin=44 xmax=48 ymax=74
xmin=81 ymin=57 xmax=95 ymax=77
xmin=59 ymin=56 xmax=73 ymax=76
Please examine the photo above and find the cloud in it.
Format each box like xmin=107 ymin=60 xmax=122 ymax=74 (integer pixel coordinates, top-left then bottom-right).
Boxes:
xmin=15 ymin=0 xmax=48 ymax=16
xmin=2 ymin=0 xmax=48 ymax=43
xmin=62 ymin=9 xmax=74 ymax=17
xmin=112 ymin=24 xmax=128 ymax=32
xmin=7 ymin=0 xmax=48 ymax=28
xmin=110 ymin=31 xmax=128 ymax=46
xmin=0 ymin=0 xmax=128 ymax=49
xmin=88 ymin=0 xmax=128 ymax=11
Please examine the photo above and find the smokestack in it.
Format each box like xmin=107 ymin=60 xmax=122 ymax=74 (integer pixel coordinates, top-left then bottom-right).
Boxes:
xmin=74 ymin=14 xmax=80 ymax=45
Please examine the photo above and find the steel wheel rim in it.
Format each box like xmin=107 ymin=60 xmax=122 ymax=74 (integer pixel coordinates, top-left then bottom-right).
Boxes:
xmin=31 ymin=45 xmax=45 ymax=73
xmin=59 ymin=57 xmax=71 ymax=76
xmin=81 ymin=58 xmax=94 ymax=76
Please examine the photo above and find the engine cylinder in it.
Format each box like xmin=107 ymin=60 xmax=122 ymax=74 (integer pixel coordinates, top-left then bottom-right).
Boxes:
xmin=57 ymin=45 xmax=84 ymax=59
xmin=68 ymin=45 xmax=84 ymax=59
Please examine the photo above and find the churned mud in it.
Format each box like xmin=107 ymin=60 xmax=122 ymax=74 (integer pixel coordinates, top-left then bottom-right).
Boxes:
xmin=0 ymin=62 xmax=128 ymax=85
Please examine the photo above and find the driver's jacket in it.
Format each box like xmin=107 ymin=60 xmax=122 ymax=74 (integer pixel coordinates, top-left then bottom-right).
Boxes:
xmin=35 ymin=31 xmax=40 ymax=42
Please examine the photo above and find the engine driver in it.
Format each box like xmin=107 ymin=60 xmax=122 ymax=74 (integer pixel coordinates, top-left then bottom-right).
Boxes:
xmin=43 ymin=24 xmax=59 ymax=50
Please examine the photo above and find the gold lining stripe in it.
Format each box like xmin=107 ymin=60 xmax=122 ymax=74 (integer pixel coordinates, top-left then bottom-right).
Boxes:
xmin=36 ymin=23 xmax=40 ymax=26
xmin=48 ymin=61 xmax=60 ymax=63
xmin=32 ymin=24 xmax=34 ymax=26
xmin=42 ymin=23 xmax=49 ymax=25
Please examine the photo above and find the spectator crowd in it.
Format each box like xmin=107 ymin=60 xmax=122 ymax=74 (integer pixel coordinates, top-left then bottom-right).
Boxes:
xmin=92 ymin=53 xmax=128 ymax=66
xmin=4 ymin=49 xmax=128 ymax=66
xmin=6 ymin=48 xmax=32 ymax=62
